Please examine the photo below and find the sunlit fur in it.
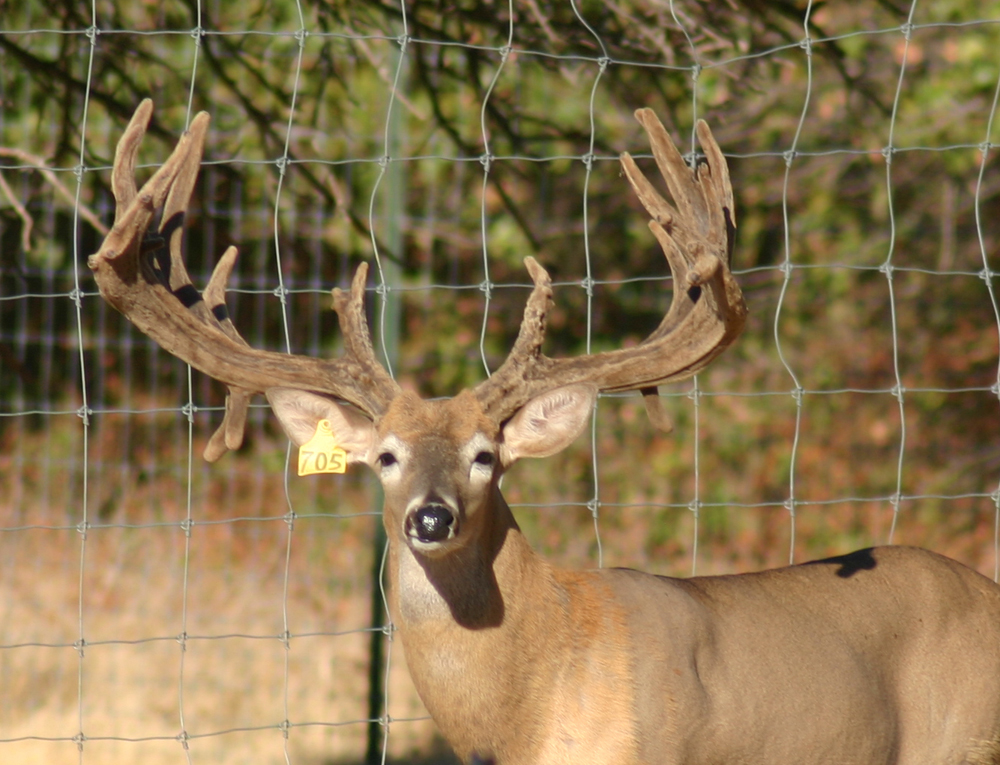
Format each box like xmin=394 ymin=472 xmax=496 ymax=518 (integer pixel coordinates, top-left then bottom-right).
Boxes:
xmin=269 ymin=386 xmax=1000 ymax=765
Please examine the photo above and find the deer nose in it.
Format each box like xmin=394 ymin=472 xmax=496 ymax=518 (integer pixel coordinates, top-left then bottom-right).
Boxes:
xmin=408 ymin=503 xmax=455 ymax=543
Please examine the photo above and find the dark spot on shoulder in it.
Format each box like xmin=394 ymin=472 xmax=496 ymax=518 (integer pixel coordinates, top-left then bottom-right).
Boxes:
xmin=804 ymin=548 xmax=878 ymax=579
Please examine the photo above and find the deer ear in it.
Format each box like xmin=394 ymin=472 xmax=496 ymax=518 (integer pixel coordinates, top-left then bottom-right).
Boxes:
xmin=266 ymin=388 xmax=375 ymax=463
xmin=499 ymin=384 xmax=596 ymax=466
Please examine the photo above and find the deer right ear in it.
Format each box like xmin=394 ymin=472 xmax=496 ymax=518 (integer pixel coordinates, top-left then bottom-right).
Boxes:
xmin=266 ymin=388 xmax=375 ymax=463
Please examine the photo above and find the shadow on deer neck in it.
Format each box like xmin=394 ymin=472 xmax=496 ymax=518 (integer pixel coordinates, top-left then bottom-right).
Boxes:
xmin=390 ymin=487 xmax=541 ymax=631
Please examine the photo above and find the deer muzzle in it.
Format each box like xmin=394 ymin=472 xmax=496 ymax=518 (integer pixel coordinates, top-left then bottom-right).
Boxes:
xmin=407 ymin=503 xmax=457 ymax=544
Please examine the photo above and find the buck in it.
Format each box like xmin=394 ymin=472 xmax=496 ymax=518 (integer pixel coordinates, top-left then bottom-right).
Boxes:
xmin=90 ymin=100 xmax=1000 ymax=765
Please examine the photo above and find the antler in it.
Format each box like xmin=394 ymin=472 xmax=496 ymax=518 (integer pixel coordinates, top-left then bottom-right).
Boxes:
xmin=88 ymin=99 xmax=400 ymax=461
xmin=90 ymin=101 xmax=742 ymax=459
xmin=473 ymin=108 xmax=747 ymax=428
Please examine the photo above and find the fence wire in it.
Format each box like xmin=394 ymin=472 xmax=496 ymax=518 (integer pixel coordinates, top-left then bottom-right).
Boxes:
xmin=2 ymin=2 xmax=1000 ymax=764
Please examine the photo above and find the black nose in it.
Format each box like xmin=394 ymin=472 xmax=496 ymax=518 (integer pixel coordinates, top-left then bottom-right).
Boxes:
xmin=409 ymin=503 xmax=454 ymax=543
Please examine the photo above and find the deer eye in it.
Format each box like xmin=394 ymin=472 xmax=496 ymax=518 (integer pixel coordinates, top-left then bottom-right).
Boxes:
xmin=473 ymin=451 xmax=495 ymax=467
xmin=377 ymin=452 xmax=397 ymax=468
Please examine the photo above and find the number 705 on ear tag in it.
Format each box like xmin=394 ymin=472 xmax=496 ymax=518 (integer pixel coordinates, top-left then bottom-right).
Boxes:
xmin=298 ymin=419 xmax=348 ymax=476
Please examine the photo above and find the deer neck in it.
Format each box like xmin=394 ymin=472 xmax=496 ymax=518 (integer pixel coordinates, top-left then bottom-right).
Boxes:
xmin=386 ymin=487 xmax=561 ymax=760
xmin=387 ymin=486 xmax=548 ymax=630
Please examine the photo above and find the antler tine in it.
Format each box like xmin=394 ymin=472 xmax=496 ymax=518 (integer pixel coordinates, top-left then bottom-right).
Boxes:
xmin=473 ymin=109 xmax=746 ymax=429
xmin=332 ymin=262 xmax=387 ymax=376
xmin=504 ymin=257 xmax=553 ymax=364
xmin=90 ymin=101 xmax=401 ymax=461
xmin=201 ymin=246 xmax=254 ymax=461
xmin=111 ymin=98 xmax=152 ymax=216
xmin=469 ymin=256 xmax=553 ymax=418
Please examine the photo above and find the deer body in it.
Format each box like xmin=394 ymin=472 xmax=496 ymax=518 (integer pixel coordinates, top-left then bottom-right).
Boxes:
xmin=268 ymin=387 xmax=1000 ymax=765
xmin=89 ymin=101 xmax=1000 ymax=765
xmin=398 ymin=533 xmax=1000 ymax=765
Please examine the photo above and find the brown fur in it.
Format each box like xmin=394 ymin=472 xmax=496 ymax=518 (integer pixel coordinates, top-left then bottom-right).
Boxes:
xmin=267 ymin=389 xmax=1000 ymax=765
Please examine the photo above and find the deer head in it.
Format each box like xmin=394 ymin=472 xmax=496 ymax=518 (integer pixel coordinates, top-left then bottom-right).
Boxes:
xmin=88 ymin=99 xmax=744 ymax=567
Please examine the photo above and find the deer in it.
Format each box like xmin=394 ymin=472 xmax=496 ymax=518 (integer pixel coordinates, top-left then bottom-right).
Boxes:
xmin=89 ymin=99 xmax=1000 ymax=765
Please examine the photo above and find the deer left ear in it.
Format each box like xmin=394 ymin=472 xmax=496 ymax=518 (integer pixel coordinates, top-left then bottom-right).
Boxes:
xmin=499 ymin=384 xmax=597 ymax=466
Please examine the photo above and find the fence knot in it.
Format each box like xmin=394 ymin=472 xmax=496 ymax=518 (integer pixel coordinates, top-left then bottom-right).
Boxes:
xmin=580 ymin=276 xmax=594 ymax=297
xmin=76 ymin=404 xmax=92 ymax=425
xmin=478 ymin=279 xmax=493 ymax=300
xmin=587 ymin=497 xmax=600 ymax=518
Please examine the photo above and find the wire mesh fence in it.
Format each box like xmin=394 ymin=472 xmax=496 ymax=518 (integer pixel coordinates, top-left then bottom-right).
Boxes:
xmin=2 ymin=1 xmax=1000 ymax=763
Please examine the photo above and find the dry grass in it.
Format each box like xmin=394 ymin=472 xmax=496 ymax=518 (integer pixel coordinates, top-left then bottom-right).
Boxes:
xmin=0 ymin=515 xmax=454 ymax=764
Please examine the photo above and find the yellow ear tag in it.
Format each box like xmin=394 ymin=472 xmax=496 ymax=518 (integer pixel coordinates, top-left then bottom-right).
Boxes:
xmin=297 ymin=419 xmax=348 ymax=476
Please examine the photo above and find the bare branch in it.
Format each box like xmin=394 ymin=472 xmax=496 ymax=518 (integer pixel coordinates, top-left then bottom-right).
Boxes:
xmin=0 ymin=147 xmax=111 ymax=242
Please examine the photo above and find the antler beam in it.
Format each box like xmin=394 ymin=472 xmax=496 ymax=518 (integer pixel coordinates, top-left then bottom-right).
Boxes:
xmin=473 ymin=109 xmax=747 ymax=428
xmin=88 ymin=100 xmax=400 ymax=460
